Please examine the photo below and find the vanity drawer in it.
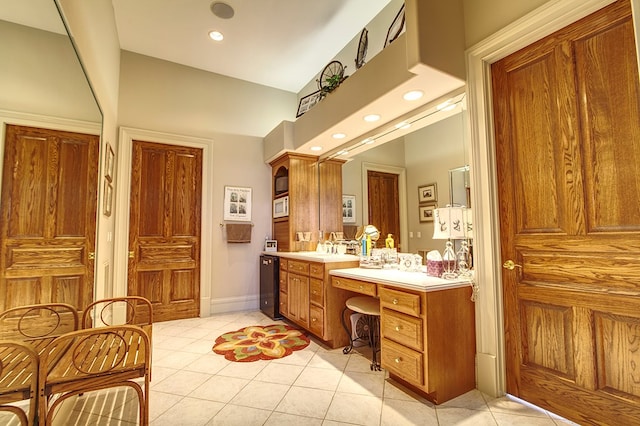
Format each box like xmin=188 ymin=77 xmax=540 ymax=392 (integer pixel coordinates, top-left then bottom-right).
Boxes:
xmin=279 ymin=291 xmax=288 ymax=317
xmin=309 ymin=278 xmax=324 ymax=306
xmin=381 ymin=338 xmax=424 ymax=386
xmin=288 ymin=260 xmax=309 ymax=275
xmin=381 ymin=308 xmax=423 ymax=351
xmin=309 ymin=305 xmax=324 ymax=336
xmin=280 ymin=259 xmax=288 ymax=272
xmin=279 ymin=271 xmax=288 ymax=293
xmin=332 ymin=276 xmax=377 ymax=296
xmin=379 ymin=287 xmax=421 ymax=317
xmin=309 ymin=262 xmax=324 ymax=279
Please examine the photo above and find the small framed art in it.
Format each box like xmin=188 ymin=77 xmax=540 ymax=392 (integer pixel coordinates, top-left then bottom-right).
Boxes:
xmin=419 ymin=204 xmax=436 ymax=223
xmin=342 ymin=194 xmax=356 ymax=223
xmin=104 ymin=142 xmax=115 ymax=182
xmin=296 ymin=90 xmax=322 ymax=117
xmin=418 ymin=183 xmax=437 ymax=204
xmin=223 ymin=186 xmax=252 ymax=221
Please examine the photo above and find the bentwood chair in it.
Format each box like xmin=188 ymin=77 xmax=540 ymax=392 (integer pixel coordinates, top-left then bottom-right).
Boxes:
xmin=0 ymin=340 xmax=38 ymax=425
xmin=38 ymin=324 xmax=151 ymax=425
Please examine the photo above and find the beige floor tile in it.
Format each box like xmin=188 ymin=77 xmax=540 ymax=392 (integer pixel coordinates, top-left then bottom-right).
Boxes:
xmin=294 ymin=366 xmax=343 ymax=391
xmin=324 ymin=391 xmax=383 ymax=425
xmin=263 ymin=411 xmax=324 ymax=425
xmin=182 ymin=352 xmax=231 ymax=375
xmin=381 ymin=398 xmax=438 ymax=426
xmin=207 ymin=403 xmax=271 ymax=426
xmin=230 ymin=381 xmax=290 ymax=410
xmin=440 ymin=389 xmax=489 ymax=411
xmin=492 ymin=411 xmax=556 ymax=426
xmin=382 ymin=380 xmax=426 ymax=403
xmin=435 ymin=406 xmax=498 ymax=425
xmin=253 ymin=362 xmax=304 ymax=385
xmin=337 ymin=370 xmax=385 ymax=397
xmin=153 ymin=350 xmax=202 ymax=370
xmin=191 ymin=375 xmax=250 ymax=403
xmin=275 ymin=386 xmax=335 ymax=418
xmin=307 ymin=351 xmax=350 ymax=371
xmin=152 ymin=369 xmax=211 ymax=396
xmin=148 ymin=390 xmax=183 ymax=421
xmin=270 ymin=347 xmax=315 ymax=366
xmin=486 ymin=395 xmax=549 ymax=418
xmin=216 ymin=359 xmax=268 ymax=380
xmin=150 ymin=365 xmax=179 ymax=385
xmin=151 ymin=396 xmax=224 ymax=426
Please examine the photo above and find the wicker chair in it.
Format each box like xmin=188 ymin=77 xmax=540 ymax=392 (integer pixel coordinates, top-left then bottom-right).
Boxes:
xmin=0 ymin=341 xmax=38 ymax=425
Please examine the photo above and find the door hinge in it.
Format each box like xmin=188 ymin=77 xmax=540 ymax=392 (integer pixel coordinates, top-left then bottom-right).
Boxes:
xmin=128 ymin=251 xmax=135 ymax=259
xmin=88 ymin=252 xmax=95 ymax=260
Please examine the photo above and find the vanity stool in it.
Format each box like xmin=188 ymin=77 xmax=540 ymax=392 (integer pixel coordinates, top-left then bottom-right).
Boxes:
xmin=341 ymin=296 xmax=381 ymax=371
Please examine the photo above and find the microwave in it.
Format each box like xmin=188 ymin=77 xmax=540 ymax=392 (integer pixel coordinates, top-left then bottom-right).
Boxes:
xmin=273 ymin=196 xmax=289 ymax=218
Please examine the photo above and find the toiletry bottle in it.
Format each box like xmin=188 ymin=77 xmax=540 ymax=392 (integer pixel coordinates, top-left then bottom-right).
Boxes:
xmin=361 ymin=238 xmax=366 ymax=256
xmin=385 ymin=234 xmax=394 ymax=249
xmin=366 ymin=235 xmax=372 ymax=257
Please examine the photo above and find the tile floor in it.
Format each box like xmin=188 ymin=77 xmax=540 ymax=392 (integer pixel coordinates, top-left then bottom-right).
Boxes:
xmin=6 ymin=310 xmax=580 ymax=425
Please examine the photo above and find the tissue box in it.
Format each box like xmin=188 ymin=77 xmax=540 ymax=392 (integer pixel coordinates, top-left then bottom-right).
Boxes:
xmin=427 ymin=260 xmax=443 ymax=277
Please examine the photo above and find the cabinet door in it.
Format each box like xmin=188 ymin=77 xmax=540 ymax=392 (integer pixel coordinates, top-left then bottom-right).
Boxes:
xmin=288 ymin=273 xmax=309 ymax=327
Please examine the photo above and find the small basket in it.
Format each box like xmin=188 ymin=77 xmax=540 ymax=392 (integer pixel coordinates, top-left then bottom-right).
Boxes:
xmin=427 ymin=260 xmax=443 ymax=277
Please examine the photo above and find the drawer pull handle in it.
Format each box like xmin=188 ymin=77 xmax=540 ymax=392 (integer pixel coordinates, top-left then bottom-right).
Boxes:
xmin=359 ymin=285 xmax=364 ymax=289
xmin=312 ymin=318 xmax=317 ymax=322
xmin=395 ymin=326 xmax=402 ymax=332
xmin=395 ymin=357 xmax=402 ymax=364
xmin=392 ymin=299 xmax=399 ymax=305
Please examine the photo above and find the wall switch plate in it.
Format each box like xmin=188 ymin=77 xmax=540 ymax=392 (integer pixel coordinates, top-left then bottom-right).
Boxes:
xmin=409 ymin=231 xmax=414 ymax=238
xmin=417 ymin=232 xmax=421 ymax=238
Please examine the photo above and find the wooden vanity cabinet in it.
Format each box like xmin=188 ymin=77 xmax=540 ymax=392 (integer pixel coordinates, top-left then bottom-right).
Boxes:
xmin=379 ymin=284 xmax=476 ymax=404
xmin=278 ymin=256 xmax=358 ymax=348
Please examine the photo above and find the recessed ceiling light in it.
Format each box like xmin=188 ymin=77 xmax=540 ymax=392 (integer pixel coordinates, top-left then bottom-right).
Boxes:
xmin=310 ymin=146 xmax=322 ymax=151
xmin=361 ymin=138 xmax=374 ymax=145
xmin=395 ymin=121 xmax=411 ymax=130
xmin=337 ymin=150 xmax=349 ymax=156
xmin=363 ymin=114 xmax=381 ymax=122
xmin=403 ymin=90 xmax=424 ymax=101
xmin=208 ymin=31 xmax=224 ymax=41
xmin=332 ymin=133 xmax=346 ymax=139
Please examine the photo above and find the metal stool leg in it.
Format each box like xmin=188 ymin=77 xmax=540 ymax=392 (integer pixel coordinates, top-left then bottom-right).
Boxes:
xmin=341 ymin=305 xmax=354 ymax=354
xmin=367 ymin=314 xmax=381 ymax=371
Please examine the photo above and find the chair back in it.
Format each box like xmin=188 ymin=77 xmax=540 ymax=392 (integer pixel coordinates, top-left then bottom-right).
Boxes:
xmin=82 ymin=296 xmax=153 ymax=328
xmin=0 ymin=303 xmax=79 ymax=354
xmin=0 ymin=340 xmax=39 ymax=426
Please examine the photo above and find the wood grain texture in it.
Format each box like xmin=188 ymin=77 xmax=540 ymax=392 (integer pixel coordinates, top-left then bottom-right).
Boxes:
xmin=493 ymin=0 xmax=640 ymax=421
xmin=129 ymin=140 xmax=202 ymax=322
xmin=1 ymin=125 xmax=98 ymax=311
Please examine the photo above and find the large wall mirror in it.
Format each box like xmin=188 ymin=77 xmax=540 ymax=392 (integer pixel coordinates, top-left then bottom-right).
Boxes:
xmin=338 ymin=92 xmax=469 ymax=255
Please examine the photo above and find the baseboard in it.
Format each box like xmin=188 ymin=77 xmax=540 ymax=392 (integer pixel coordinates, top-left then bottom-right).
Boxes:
xmin=476 ymin=352 xmax=501 ymax=397
xmin=209 ymin=295 xmax=260 ymax=315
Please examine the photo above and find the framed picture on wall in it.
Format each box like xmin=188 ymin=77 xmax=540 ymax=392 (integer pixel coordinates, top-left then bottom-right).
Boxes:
xmin=419 ymin=204 xmax=436 ymax=223
xmin=223 ymin=186 xmax=252 ymax=221
xmin=418 ymin=183 xmax=437 ymax=203
xmin=296 ymin=90 xmax=322 ymax=117
xmin=342 ymin=194 xmax=356 ymax=223
xmin=104 ymin=142 xmax=115 ymax=182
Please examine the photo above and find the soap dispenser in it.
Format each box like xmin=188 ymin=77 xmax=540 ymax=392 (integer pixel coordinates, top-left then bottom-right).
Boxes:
xmin=385 ymin=234 xmax=395 ymax=249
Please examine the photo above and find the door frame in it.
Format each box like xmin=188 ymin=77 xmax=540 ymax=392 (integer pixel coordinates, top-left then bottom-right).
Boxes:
xmin=466 ymin=0 xmax=634 ymax=398
xmin=114 ymin=127 xmax=213 ymax=317
xmin=361 ymin=162 xmax=408 ymax=248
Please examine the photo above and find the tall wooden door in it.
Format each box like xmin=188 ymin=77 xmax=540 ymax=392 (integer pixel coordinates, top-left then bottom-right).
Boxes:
xmin=128 ymin=140 xmax=202 ymax=322
xmin=493 ymin=1 xmax=640 ymax=423
xmin=367 ymin=170 xmax=400 ymax=249
xmin=0 ymin=125 xmax=99 ymax=310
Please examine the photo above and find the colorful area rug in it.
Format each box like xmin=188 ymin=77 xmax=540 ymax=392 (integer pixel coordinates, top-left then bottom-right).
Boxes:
xmin=213 ymin=324 xmax=310 ymax=362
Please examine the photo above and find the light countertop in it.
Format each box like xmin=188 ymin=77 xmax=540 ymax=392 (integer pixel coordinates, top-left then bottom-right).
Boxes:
xmin=330 ymin=267 xmax=473 ymax=292
xmin=262 ymin=251 xmax=360 ymax=263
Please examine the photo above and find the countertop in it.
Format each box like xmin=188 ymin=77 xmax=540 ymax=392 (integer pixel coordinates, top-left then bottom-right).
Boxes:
xmin=261 ymin=251 xmax=360 ymax=263
xmin=330 ymin=267 xmax=473 ymax=292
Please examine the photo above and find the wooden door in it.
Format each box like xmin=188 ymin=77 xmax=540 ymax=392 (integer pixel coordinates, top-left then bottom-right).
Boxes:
xmin=128 ymin=140 xmax=202 ymax=322
xmin=287 ymin=273 xmax=309 ymax=328
xmin=0 ymin=125 xmax=98 ymax=310
xmin=367 ymin=170 xmax=400 ymax=249
xmin=493 ymin=1 xmax=640 ymax=423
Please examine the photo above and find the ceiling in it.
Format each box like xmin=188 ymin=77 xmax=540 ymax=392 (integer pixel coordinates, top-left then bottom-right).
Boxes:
xmin=111 ymin=0 xmax=392 ymax=93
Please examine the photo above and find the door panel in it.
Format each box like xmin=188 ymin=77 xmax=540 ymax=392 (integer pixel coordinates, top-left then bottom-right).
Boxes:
xmin=128 ymin=140 xmax=202 ymax=322
xmin=1 ymin=125 xmax=98 ymax=310
xmin=367 ymin=170 xmax=400 ymax=248
xmin=493 ymin=1 xmax=640 ymax=423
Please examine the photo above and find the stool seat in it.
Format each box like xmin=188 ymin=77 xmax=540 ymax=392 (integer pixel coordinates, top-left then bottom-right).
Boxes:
xmin=346 ymin=296 xmax=380 ymax=316
xmin=341 ymin=296 xmax=381 ymax=371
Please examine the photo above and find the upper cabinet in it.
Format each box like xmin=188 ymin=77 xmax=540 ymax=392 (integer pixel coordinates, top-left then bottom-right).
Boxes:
xmin=263 ymin=0 xmax=466 ymax=163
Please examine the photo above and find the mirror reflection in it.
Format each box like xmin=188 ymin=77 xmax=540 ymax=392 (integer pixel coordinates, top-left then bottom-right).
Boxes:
xmin=340 ymin=104 xmax=469 ymax=256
